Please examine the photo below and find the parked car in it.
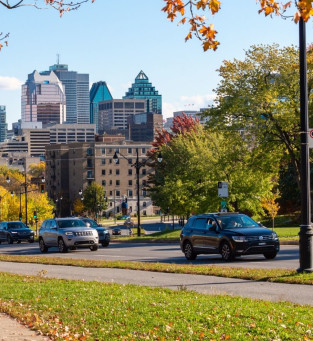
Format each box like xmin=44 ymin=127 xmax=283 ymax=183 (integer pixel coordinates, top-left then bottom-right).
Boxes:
xmin=180 ymin=212 xmax=280 ymax=262
xmin=117 ymin=215 xmax=130 ymax=220
xmin=38 ymin=217 xmax=99 ymax=253
xmin=80 ymin=217 xmax=110 ymax=247
xmin=0 ymin=221 xmax=35 ymax=244
xmin=112 ymin=227 xmax=122 ymax=235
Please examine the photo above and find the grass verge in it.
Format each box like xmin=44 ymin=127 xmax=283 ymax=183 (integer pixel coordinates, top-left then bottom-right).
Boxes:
xmin=0 ymin=254 xmax=312 ymax=285
xmin=0 ymin=272 xmax=312 ymax=340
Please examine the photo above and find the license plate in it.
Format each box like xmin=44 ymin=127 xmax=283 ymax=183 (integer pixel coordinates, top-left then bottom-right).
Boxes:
xmin=259 ymin=242 xmax=266 ymax=246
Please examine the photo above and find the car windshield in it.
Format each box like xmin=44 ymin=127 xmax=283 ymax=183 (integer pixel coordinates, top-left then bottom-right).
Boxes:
xmin=217 ymin=215 xmax=259 ymax=229
xmin=57 ymin=219 xmax=86 ymax=228
xmin=83 ymin=219 xmax=98 ymax=227
xmin=7 ymin=222 xmax=27 ymax=229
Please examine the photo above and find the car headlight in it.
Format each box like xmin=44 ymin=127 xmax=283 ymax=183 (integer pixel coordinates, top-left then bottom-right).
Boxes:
xmin=232 ymin=236 xmax=248 ymax=242
xmin=65 ymin=232 xmax=73 ymax=236
xmin=11 ymin=231 xmax=18 ymax=234
xmin=30 ymin=231 xmax=34 ymax=234
xmin=272 ymin=232 xmax=279 ymax=240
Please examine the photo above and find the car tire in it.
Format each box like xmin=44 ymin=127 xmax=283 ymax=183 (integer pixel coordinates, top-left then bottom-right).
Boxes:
xmin=263 ymin=252 xmax=277 ymax=259
xmin=101 ymin=242 xmax=109 ymax=247
xmin=221 ymin=242 xmax=234 ymax=262
xmin=58 ymin=238 xmax=68 ymax=253
xmin=39 ymin=238 xmax=48 ymax=253
xmin=183 ymin=241 xmax=197 ymax=260
xmin=7 ymin=235 xmax=13 ymax=244
xmin=90 ymin=244 xmax=98 ymax=251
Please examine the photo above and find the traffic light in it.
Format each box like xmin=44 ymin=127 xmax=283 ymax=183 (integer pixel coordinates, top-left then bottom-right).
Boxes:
xmin=19 ymin=212 xmax=22 ymax=221
xmin=40 ymin=184 xmax=45 ymax=193
xmin=33 ymin=211 xmax=37 ymax=219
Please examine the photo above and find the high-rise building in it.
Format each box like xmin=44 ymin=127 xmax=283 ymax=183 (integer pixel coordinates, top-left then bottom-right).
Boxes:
xmin=21 ymin=71 xmax=66 ymax=126
xmin=49 ymin=63 xmax=90 ymax=124
xmin=123 ymin=70 xmax=162 ymax=114
xmin=128 ymin=113 xmax=163 ymax=142
xmin=98 ymin=99 xmax=146 ymax=136
xmin=90 ymin=81 xmax=113 ymax=133
xmin=0 ymin=106 xmax=8 ymax=142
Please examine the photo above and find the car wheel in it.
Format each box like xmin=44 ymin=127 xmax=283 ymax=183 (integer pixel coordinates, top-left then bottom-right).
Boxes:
xmin=183 ymin=241 xmax=197 ymax=260
xmin=39 ymin=238 xmax=48 ymax=253
xmin=90 ymin=244 xmax=98 ymax=251
xmin=58 ymin=238 xmax=68 ymax=253
xmin=263 ymin=252 xmax=277 ymax=259
xmin=101 ymin=242 xmax=109 ymax=247
xmin=221 ymin=242 xmax=234 ymax=262
xmin=7 ymin=235 xmax=13 ymax=244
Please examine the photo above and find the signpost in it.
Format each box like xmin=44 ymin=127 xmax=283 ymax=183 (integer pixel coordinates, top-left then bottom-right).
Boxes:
xmin=218 ymin=182 xmax=228 ymax=212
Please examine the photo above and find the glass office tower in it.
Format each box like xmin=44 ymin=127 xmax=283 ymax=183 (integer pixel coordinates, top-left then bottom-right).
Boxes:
xmin=0 ymin=105 xmax=8 ymax=142
xmin=49 ymin=63 xmax=90 ymax=124
xmin=123 ymin=70 xmax=162 ymax=114
xmin=90 ymin=81 xmax=113 ymax=133
xmin=21 ymin=71 xmax=66 ymax=126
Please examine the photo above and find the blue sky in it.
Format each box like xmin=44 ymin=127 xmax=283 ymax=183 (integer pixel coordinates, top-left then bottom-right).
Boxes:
xmin=1 ymin=0 xmax=313 ymax=128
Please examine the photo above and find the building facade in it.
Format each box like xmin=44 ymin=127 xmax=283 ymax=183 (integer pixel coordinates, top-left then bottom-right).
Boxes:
xmin=98 ymin=99 xmax=146 ymax=135
xmin=123 ymin=70 xmax=162 ymax=114
xmin=128 ymin=113 xmax=163 ymax=142
xmin=0 ymin=105 xmax=8 ymax=142
xmin=45 ymin=140 xmax=157 ymax=217
xmin=21 ymin=71 xmax=66 ymax=126
xmin=49 ymin=63 xmax=90 ymax=124
xmin=90 ymin=81 xmax=113 ymax=133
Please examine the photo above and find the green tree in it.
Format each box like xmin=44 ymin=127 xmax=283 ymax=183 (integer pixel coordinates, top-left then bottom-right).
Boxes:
xmin=150 ymin=123 xmax=279 ymax=218
xmin=28 ymin=161 xmax=45 ymax=178
xmin=82 ymin=182 xmax=107 ymax=221
xmin=203 ymin=44 xmax=311 ymax=192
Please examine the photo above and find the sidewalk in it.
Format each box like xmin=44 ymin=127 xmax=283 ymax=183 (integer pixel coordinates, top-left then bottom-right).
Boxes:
xmin=0 ymin=261 xmax=312 ymax=340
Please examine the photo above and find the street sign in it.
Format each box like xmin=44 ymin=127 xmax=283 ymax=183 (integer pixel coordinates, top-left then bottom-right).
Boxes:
xmin=220 ymin=200 xmax=227 ymax=212
xmin=218 ymin=181 xmax=228 ymax=197
xmin=309 ymin=129 xmax=313 ymax=148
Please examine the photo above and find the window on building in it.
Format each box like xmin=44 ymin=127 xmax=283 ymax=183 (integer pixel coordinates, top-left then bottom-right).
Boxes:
xmin=87 ymin=148 xmax=93 ymax=156
xmin=87 ymin=159 xmax=93 ymax=168
xmin=143 ymin=202 xmax=147 ymax=207
xmin=101 ymin=148 xmax=105 ymax=154
xmin=128 ymin=180 xmax=132 ymax=186
xmin=102 ymin=169 xmax=106 ymax=175
xmin=102 ymin=180 xmax=106 ymax=186
xmin=116 ymin=180 xmax=120 ymax=186
xmin=116 ymin=169 xmax=120 ymax=175
xmin=109 ymin=191 xmax=113 ymax=196
xmin=116 ymin=190 xmax=120 ymax=197
xmin=128 ymin=169 xmax=132 ymax=175
xmin=128 ymin=190 xmax=133 ymax=197
xmin=109 ymin=180 xmax=112 ymax=185
xmin=128 ymin=148 xmax=132 ymax=154
xmin=142 ymin=169 xmax=146 ymax=175
xmin=142 ymin=148 xmax=146 ymax=154
xmin=102 ymin=159 xmax=106 ymax=165
xmin=109 ymin=169 xmax=112 ymax=175
xmin=128 ymin=159 xmax=132 ymax=165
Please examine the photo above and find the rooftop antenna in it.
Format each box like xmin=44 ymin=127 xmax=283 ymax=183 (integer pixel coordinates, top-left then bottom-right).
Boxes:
xmin=57 ymin=53 xmax=60 ymax=64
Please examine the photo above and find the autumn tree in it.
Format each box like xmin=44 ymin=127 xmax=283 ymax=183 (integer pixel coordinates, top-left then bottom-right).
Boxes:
xmin=150 ymin=121 xmax=279 ymax=218
xmin=82 ymin=182 xmax=107 ymax=221
xmin=28 ymin=161 xmax=45 ymax=178
xmin=202 ymin=44 xmax=313 ymax=200
xmin=261 ymin=192 xmax=280 ymax=229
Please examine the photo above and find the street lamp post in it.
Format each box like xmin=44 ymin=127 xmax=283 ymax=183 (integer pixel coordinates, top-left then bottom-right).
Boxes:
xmin=298 ymin=17 xmax=313 ymax=272
xmin=113 ymin=148 xmax=162 ymax=236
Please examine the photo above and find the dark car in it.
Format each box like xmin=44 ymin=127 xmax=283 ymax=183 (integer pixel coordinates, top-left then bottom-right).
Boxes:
xmin=80 ymin=218 xmax=110 ymax=247
xmin=180 ymin=213 xmax=280 ymax=262
xmin=0 ymin=221 xmax=35 ymax=244
xmin=112 ymin=227 xmax=122 ymax=235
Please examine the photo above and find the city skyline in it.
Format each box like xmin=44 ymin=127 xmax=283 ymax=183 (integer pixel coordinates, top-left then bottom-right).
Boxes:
xmin=1 ymin=1 xmax=313 ymax=127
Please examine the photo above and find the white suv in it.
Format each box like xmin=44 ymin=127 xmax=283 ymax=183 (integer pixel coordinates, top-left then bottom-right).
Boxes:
xmin=39 ymin=218 xmax=99 ymax=253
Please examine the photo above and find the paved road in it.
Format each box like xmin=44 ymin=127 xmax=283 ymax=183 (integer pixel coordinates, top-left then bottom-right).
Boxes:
xmin=0 ymin=242 xmax=299 ymax=269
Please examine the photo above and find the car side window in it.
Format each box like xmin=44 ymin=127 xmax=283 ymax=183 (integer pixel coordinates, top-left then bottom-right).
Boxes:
xmin=194 ymin=218 xmax=207 ymax=230
xmin=206 ymin=218 xmax=217 ymax=230
xmin=0 ymin=223 xmax=4 ymax=230
xmin=50 ymin=220 xmax=57 ymax=228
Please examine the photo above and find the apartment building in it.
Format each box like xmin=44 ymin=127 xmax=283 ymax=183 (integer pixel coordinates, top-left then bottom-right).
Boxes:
xmin=45 ymin=139 xmax=157 ymax=217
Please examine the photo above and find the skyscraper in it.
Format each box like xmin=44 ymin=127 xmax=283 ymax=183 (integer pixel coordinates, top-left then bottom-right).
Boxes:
xmin=0 ymin=105 xmax=8 ymax=142
xmin=90 ymin=81 xmax=113 ymax=133
xmin=49 ymin=63 xmax=90 ymax=124
xmin=21 ymin=71 xmax=66 ymax=126
xmin=123 ymin=70 xmax=162 ymax=114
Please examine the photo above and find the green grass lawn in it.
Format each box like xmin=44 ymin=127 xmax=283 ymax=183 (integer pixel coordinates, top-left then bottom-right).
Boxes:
xmin=0 ymin=272 xmax=312 ymax=340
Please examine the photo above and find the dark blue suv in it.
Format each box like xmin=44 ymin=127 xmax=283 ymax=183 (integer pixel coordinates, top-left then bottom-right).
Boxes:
xmin=0 ymin=221 xmax=35 ymax=244
xmin=180 ymin=213 xmax=280 ymax=261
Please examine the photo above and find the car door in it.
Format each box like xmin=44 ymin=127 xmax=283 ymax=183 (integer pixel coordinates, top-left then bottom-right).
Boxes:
xmin=203 ymin=218 xmax=220 ymax=252
xmin=0 ymin=222 xmax=4 ymax=241
xmin=190 ymin=217 xmax=208 ymax=252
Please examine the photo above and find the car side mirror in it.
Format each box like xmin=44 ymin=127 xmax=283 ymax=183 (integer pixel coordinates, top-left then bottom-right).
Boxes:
xmin=258 ymin=222 xmax=263 ymax=227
